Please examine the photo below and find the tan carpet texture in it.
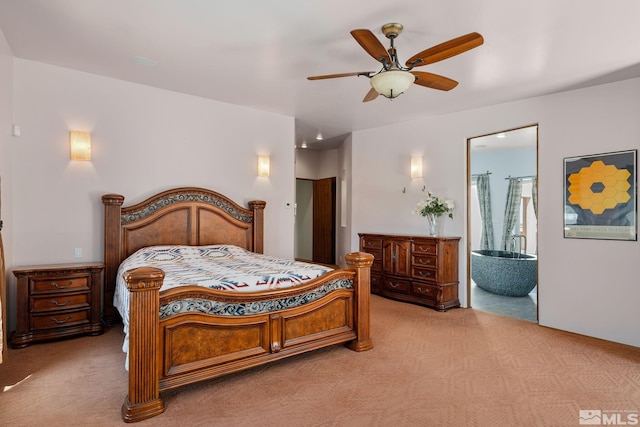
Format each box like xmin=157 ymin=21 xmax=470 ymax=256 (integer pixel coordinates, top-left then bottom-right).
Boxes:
xmin=1 ymin=295 xmax=639 ymax=426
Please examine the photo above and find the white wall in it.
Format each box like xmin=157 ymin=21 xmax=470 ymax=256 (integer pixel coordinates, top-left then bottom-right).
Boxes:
xmin=0 ymin=30 xmax=12 ymax=262
xmin=337 ymin=135 xmax=353 ymax=268
xmin=295 ymin=147 xmax=339 ymax=179
xmin=351 ymin=78 xmax=640 ymax=347
xmin=0 ymin=27 xmax=13 ymax=357
xmin=294 ymin=179 xmax=312 ymax=260
xmin=9 ymin=59 xmax=296 ymax=328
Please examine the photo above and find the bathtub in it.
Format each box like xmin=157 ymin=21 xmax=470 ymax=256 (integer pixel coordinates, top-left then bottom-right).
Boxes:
xmin=471 ymin=250 xmax=537 ymax=297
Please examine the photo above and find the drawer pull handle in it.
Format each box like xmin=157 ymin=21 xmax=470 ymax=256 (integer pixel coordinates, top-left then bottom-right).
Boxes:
xmin=418 ymin=271 xmax=432 ymax=277
xmin=51 ymin=298 xmax=72 ymax=306
xmin=51 ymin=281 xmax=73 ymax=289
xmin=416 ymin=287 xmax=431 ymax=294
xmin=51 ymin=315 xmax=73 ymax=324
xmin=417 ymin=258 xmax=432 ymax=265
xmin=388 ymin=282 xmax=401 ymax=289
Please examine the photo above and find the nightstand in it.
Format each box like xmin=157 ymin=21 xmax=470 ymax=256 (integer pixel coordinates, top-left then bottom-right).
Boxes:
xmin=10 ymin=262 xmax=104 ymax=348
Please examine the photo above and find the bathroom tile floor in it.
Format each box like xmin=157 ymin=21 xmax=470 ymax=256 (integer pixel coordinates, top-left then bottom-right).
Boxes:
xmin=470 ymin=281 xmax=537 ymax=323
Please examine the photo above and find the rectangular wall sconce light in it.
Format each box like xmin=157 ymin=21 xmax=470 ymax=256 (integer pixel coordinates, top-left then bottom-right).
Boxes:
xmin=69 ymin=131 xmax=92 ymax=161
xmin=411 ymin=156 xmax=423 ymax=178
xmin=257 ymin=155 xmax=270 ymax=177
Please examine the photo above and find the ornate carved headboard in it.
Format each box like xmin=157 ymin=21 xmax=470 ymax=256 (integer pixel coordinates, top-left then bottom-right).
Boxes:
xmin=102 ymin=187 xmax=266 ymax=325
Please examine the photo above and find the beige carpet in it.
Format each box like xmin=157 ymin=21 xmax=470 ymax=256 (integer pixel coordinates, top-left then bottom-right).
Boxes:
xmin=1 ymin=295 xmax=639 ymax=427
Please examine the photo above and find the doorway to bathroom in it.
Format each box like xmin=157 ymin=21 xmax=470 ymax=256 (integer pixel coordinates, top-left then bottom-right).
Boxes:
xmin=295 ymin=177 xmax=336 ymax=265
xmin=467 ymin=125 xmax=538 ymax=323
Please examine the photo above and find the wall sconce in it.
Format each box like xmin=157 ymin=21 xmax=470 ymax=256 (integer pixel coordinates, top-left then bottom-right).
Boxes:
xmin=411 ymin=156 xmax=423 ymax=178
xmin=257 ymin=155 xmax=270 ymax=177
xmin=69 ymin=131 xmax=91 ymax=161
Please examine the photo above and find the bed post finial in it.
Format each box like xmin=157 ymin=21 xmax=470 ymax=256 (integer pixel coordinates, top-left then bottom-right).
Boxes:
xmin=345 ymin=252 xmax=374 ymax=352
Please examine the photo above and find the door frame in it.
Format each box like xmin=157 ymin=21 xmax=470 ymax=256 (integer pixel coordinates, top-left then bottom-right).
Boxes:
xmin=466 ymin=124 xmax=539 ymax=322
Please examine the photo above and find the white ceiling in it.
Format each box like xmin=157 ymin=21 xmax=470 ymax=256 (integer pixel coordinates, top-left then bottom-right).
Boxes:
xmin=2 ymin=0 xmax=640 ymax=150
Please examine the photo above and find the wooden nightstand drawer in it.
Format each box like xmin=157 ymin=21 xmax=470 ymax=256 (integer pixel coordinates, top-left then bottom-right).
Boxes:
xmin=31 ymin=310 xmax=90 ymax=330
xmin=32 ymin=276 xmax=89 ymax=294
xmin=11 ymin=263 xmax=104 ymax=348
xmin=31 ymin=293 xmax=90 ymax=312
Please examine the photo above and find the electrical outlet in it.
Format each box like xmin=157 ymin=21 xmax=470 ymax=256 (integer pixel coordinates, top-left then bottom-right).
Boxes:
xmin=74 ymin=248 xmax=83 ymax=258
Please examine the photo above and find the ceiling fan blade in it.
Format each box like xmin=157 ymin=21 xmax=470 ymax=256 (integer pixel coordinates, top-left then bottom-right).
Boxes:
xmin=362 ymin=87 xmax=379 ymax=102
xmin=350 ymin=29 xmax=391 ymax=63
xmin=411 ymin=71 xmax=458 ymax=91
xmin=405 ymin=32 xmax=484 ymax=67
xmin=307 ymin=71 xmax=373 ymax=80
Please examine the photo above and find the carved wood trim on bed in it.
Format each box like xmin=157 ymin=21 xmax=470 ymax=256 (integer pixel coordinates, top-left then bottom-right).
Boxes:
xmin=102 ymin=187 xmax=373 ymax=423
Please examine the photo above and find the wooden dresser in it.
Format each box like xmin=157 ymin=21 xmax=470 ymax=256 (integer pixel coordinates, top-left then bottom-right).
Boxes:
xmin=11 ymin=263 xmax=104 ymax=348
xmin=359 ymin=233 xmax=461 ymax=311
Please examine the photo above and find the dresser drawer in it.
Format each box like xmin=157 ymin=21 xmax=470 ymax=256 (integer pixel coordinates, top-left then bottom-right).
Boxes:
xmin=361 ymin=237 xmax=383 ymax=251
xmin=31 ymin=310 xmax=90 ymax=330
xmin=412 ymin=282 xmax=439 ymax=302
xmin=413 ymin=241 xmax=437 ymax=255
xmin=31 ymin=293 xmax=90 ymax=313
xmin=413 ymin=254 xmax=437 ymax=268
xmin=412 ymin=267 xmax=437 ymax=282
xmin=370 ymin=273 xmax=382 ymax=293
xmin=31 ymin=276 xmax=90 ymax=294
xmin=382 ymin=277 xmax=411 ymax=294
xmin=371 ymin=259 xmax=383 ymax=273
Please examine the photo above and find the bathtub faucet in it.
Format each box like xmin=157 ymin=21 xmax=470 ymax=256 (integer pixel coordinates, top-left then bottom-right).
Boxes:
xmin=510 ymin=234 xmax=527 ymax=255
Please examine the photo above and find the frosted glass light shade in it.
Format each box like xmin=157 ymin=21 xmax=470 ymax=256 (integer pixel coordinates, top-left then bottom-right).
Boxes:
xmin=257 ymin=155 xmax=270 ymax=177
xmin=370 ymin=70 xmax=415 ymax=98
xmin=411 ymin=156 xmax=423 ymax=178
xmin=69 ymin=131 xmax=91 ymax=161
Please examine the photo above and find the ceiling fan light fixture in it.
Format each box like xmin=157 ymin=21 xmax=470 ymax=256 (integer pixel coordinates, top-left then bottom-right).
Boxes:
xmin=370 ymin=70 xmax=415 ymax=99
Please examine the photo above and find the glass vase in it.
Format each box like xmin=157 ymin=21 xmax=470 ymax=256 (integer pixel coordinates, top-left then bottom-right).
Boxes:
xmin=427 ymin=214 xmax=439 ymax=236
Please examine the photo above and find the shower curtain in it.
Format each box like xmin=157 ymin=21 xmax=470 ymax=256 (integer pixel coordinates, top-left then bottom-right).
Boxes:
xmin=476 ymin=174 xmax=494 ymax=250
xmin=532 ymin=177 xmax=538 ymax=218
xmin=500 ymin=178 xmax=523 ymax=251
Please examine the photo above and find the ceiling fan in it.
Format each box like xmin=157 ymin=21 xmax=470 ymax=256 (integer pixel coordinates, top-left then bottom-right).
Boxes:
xmin=307 ymin=23 xmax=484 ymax=102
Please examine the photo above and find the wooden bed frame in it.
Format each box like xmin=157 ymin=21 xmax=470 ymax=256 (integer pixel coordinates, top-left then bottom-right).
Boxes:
xmin=102 ymin=187 xmax=373 ymax=423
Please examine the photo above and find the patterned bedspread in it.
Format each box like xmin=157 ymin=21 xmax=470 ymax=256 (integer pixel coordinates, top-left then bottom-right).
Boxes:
xmin=114 ymin=245 xmax=335 ymax=366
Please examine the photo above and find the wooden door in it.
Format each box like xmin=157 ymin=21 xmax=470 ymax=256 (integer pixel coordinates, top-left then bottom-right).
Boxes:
xmin=312 ymin=177 xmax=336 ymax=265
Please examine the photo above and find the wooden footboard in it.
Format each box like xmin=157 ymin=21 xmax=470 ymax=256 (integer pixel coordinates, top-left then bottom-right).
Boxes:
xmin=121 ymin=252 xmax=373 ymax=423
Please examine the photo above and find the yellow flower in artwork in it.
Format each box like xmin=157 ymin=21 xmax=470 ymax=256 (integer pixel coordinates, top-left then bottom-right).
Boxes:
xmin=567 ymin=160 xmax=631 ymax=214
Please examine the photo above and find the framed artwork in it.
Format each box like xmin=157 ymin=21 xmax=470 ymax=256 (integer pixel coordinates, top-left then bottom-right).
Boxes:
xmin=564 ymin=149 xmax=637 ymax=240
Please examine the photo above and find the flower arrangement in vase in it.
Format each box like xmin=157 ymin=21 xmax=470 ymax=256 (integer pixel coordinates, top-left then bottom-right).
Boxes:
xmin=413 ymin=191 xmax=454 ymax=236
